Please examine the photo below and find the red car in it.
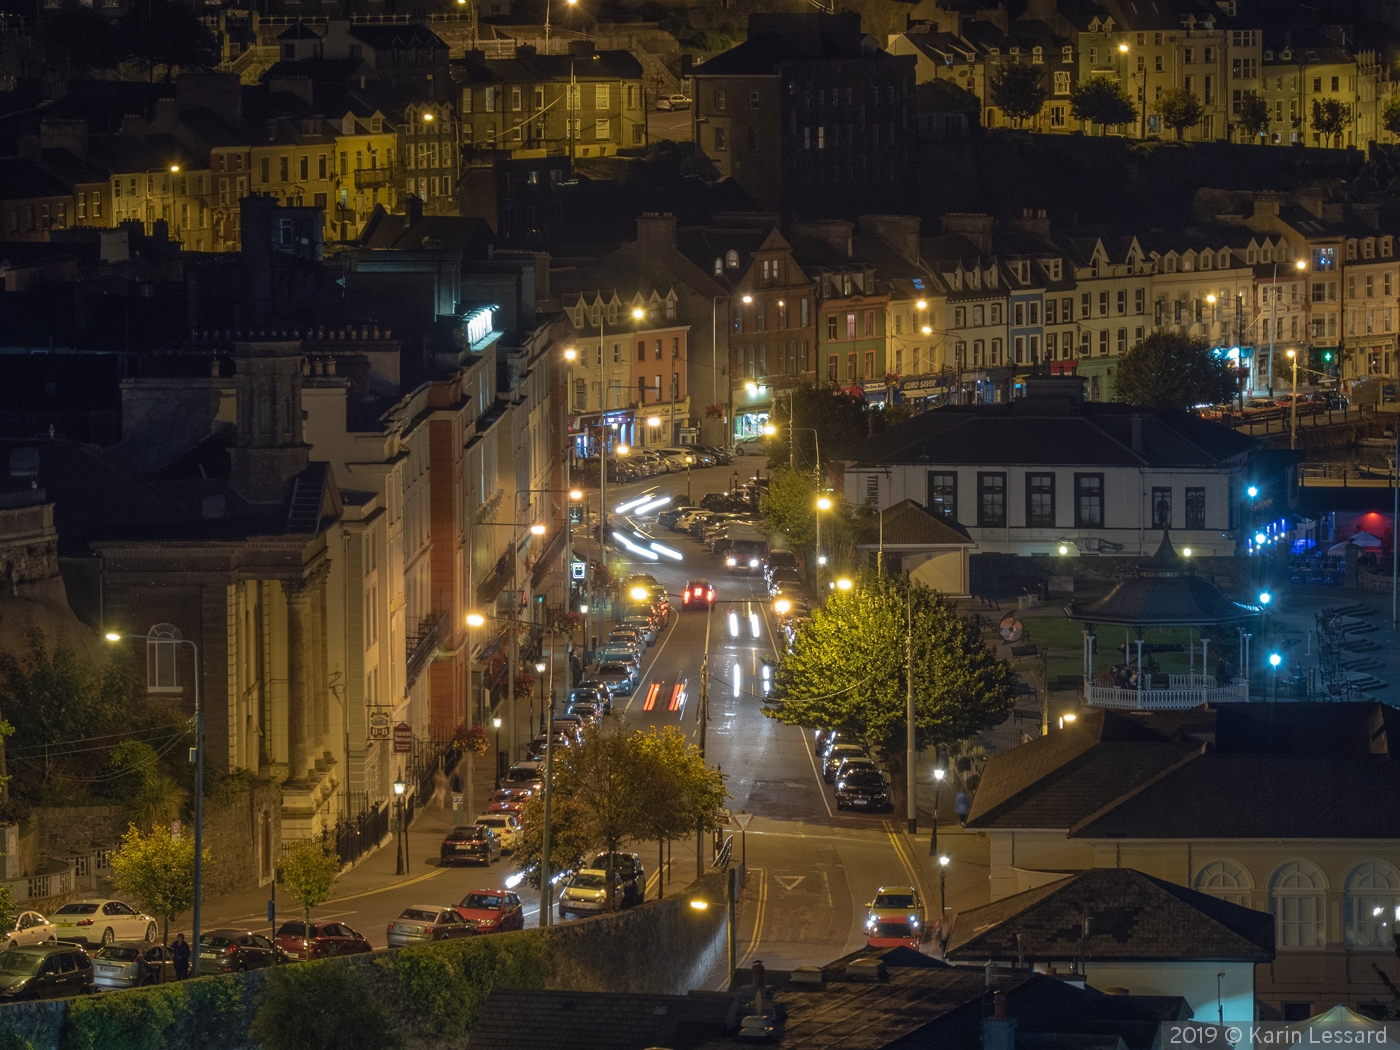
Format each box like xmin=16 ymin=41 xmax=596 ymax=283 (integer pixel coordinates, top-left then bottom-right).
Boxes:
xmin=487 ymin=800 xmax=524 ymax=821
xmin=453 ymin=889 xmax=526 ymax=934
xmin=681 ymin=579 xmax=715 ymax=609
xmin=273 ymin=920 xmax=373 ymax=960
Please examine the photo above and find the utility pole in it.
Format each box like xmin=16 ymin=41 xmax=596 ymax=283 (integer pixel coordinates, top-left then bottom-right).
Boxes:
xmin=697 ymin=600 xmax=713 ymax=876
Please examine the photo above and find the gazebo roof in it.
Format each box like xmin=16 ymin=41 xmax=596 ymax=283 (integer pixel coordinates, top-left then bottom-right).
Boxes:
xmin=1066 ymin=532 xmax=1259 ymax=627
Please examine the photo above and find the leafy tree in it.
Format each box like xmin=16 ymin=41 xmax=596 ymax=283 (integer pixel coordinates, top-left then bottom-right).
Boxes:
xmin=1384 ymin=95 xmax=1400 ymax=138
xmin=40 ymin=7 xmax=126 ymax=74
xmin=107 ymin=740 xmax=188 ymax=832
xmin=765 ymin=384 xmax=882 ymax=471
xmin=1070 ymin=74 xmax=1136 ymax=132
xmin=761 ymin=466 xmax=857 ymax=566
xmin=563 ymin=720 xmax=647 ymax=908
xmin=1156 ymin=86 xmax=1205 ymax=139
xmin=1112 ymin=331 xmax=1240 ymax=408
xmin=512 ymin=791 xmax=597 ymax=891
xmin=252 ymin=960 xmax=399 ymax=1050
xmin=1312 ymin=98 xmax=1353 ymax=147
xmin=120 ymin=0 xmax=217 ymax=81
xmin=768 ymin=575 xmax=1017 ymax=807
xmin=109 ymin=823 xmax=206 ymax=944
xmin=990 ymin=63 xmax=1048 ymax=125
xmin=632 ymin=727 xmax=726 ymax=897
xmin=1238 ymin=90 xmax=1270 ymax=141
xmin=0 ymin=886 xmax=17 ymax=938
xmin=280 ymin=840 xmax=341 ymax=933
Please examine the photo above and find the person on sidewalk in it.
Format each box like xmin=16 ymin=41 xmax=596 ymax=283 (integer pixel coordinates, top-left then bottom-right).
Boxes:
xmin=954 ymin=791 xmax=970 ymax=827
xmin=432 ymin=768 xmax=449 ymax=808
xmin=171 ymin=933 xmax=190 ymax=980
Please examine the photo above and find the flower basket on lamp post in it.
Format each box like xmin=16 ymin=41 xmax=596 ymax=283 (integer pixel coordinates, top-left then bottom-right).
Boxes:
xmin=455 ymin=724 xmax=490 ymax=756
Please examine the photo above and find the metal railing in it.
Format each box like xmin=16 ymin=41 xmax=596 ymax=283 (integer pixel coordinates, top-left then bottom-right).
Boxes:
xmin=712 ymin=833 xmax=733 ymax=871
xmin=405 ymin=612 xmax=444 ymax=690
xmin=1087 ymin=680 xmax=1249 ymax=710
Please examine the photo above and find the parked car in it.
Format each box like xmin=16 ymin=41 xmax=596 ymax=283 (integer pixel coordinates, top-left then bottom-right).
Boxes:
xmin=822 ymin=742 xmax=869 ymax=782
xmin=273 ymin=921 xmax=372 ymax=961
xmin=835 ymin=769 xmax=892 ymax=811
xmin=475 ymin=813 xmax=523 ymax=852
xmin=622 ymin=614 xmax=660 ymax=644
xmin=454 ymin=889 xmax=526 ymax=934
xmin=569 ymin=683 xmax=611 ymax=714
xmin=682 ymin=578 xmax=716 ymax=609
xmin=655 ymin=93 xmax=691 ymax=110
xmin=50 ymin=900 xmax=157 ymax=946
xmin=92 ymin=941 xmax=176 ymax=989
xmin=197 ymin=930 xmax=282 ymax=973
xmin=864 ymin=886 xmax=926 ymax=950
xmin=592 ymin=851 xmax=646 ymax=906
xmin=596 ymin=660 xmax=640 ymax=697
xmin=0 ymin=944 xmax=94 ymax=1000
xmin=558 ymin=869 xmax=622 ymax=919
xmin=567 ymin=699 xmax=603 ymax=724
xmin=386 ymin=906 xmax=475 ymax=947
xmin=833 ymin=756 xmax=879 ymax=784
xmin=3 ymin=912 xmax=55 ymax=949
xmin=1243 ymin=398 xmax=1279 ymax=412
xmin=439 ymin=824 xmax=502 ymax=866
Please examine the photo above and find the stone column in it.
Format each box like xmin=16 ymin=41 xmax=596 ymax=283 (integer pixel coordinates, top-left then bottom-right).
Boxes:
xmin=284 ymin=578 xmax=310 ymax=784
xmin=310 ymin=568 xmax=328 ymax=769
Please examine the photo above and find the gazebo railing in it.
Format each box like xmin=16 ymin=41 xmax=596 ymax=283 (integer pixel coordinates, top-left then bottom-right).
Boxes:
xmin=1086 ymin=679 xmax=1249 ymax=710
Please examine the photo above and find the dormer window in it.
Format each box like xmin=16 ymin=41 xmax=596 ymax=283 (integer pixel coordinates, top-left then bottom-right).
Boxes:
xmin=1183 ymin=253 xmax=1194 ymax=271
xmin=726 ymin=250 xmax=739 ymax=269
xmin=714 ymin=257 xmax=722 ymax=275
xmin=1165 ymin=256 xmax=1177 ymax=273
xmin=1363 ymin=238 xmax=1375 ymax=259
xmin=1047 ymin=259 xmax=1061 ymax=280
xmin=1383 ymin=237 xmax=1394 ymax=258
xmin=987 ymin=267 xmax=998 ymax=288
xmin=1200 ymin=251 xmax=1211 ymax=270
xmin=1346 ymin=240 xmax=1358 ymax=261
xmin=1062 ymin=46 xmax=1073 ymax=62
xmin=1219 ymin=250 xmax=1229 ymax=268
xmin=1032 ymin=46 xmax=1043 ymax=63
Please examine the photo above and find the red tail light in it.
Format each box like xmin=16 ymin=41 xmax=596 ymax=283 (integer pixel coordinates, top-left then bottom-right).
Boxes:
xmin=424 ymin=926 xmax=436 ymax=936
xmin=76 ymin=919 xmax=93 ymax=927
xmin=682 ymin=592 xmax=690 ymax=603
xmin=225 ymin=944 xmax=237 ymax=955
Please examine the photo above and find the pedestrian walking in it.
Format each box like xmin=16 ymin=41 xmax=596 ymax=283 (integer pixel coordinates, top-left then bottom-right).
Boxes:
xmin=432 ymin=768 xmax=449 ymax=809
xmin=1215 ymin=656 xmax=1228 ymax=688
xmin=170 ymin=934 xmax=190 ymax=980
xmin=954 ymin=790 xmax=971 ymax=827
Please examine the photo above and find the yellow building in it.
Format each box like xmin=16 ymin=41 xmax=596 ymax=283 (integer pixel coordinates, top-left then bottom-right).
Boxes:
xmin=331 ymin=105 xmax=398 ymax=242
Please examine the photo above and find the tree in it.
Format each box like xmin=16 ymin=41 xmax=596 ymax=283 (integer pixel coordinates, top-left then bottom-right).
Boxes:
xmin=251 ymin=960 xmax=399 ymax=1050
xmin=1312 ymin=98 xmax=1353 ymax=147
xmin=39 ymin=7 xmax=126 ymax=75
xmin=0 ymin=629 xmax=130 ymax=767
xmin=632 ymin=727 xmax=726 ymax=897
xmin=107 ymin=739 xmax=188 ymax=832
xmin=1156 ymin=86 xmax=1205 ymax=140
xmin=768 ymin=575 xmax=1017 ymax=808
xmin=280 ymin=840 xmax=341 ymax=933
xmin=989 ymin=63 xmax=1048 ymax=125
xmin=1070 ymin=74 xmax=1136 ymax=132
xmin=512 ymin=791 xmax=597 ymax=891
xmin=1112 ymin=331 xmax=1240 ymax=409
xmin=120 ymin=0 xmax=217 ymax=80
xmin=761 ymin=466 xmax=857 ymax=565
xmin=109 ymin=823 xmax=206 ymax=945
xmin=1237 ymin=90 xmax=1270 ymax=141
xmin=765 ymin=384 xmax=883 ymax=471
xmin=1384 ymin=95 xmax=1400 ymax=138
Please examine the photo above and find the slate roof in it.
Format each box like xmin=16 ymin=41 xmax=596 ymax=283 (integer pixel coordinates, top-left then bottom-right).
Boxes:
xmin=836 ymin=401 xmax=1258 ymax=468
xmin=1067 ymin=532 xmax=1259 ymax=626
xmin=468 ymin=989 xmax=734 ymax=1050
xmin=855 ymin=499 xmax=971 ymax=547
xmin=689 ymin=33 xmax=811 ymax=77
xmin=946 ymin=868 xmax=1275 ymax=963
xmin=967 ymin=703 xmax=1400 ymax=839
xmin=0 ymin=156 xmax=72 ymax=200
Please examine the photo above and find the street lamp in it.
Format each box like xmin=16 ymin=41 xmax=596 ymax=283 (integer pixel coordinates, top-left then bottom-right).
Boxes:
xmin=1287 ymin=348 xmax=1299 ymax=449
xmin=492 ymin=716 xmax=503 ymax=786
xmin=106 ymin=630 xmax=205 ymax=974
xmin=1258 ymin=591 xmax=1271 ymax=605
xmin=938 ymin=853 xmax=950 ymax=928
xmin=929 ymin=766 xmax=946 ymax=857
xmin=835 ymin=577 xmax=852 ymax=591
xmin=815 ymin=495 xmax=832 ymax=567
xmin=1269 ymin=652 xmax=1282 ymax=701
xmin=393 ymin=774 xmax=407 ymax=875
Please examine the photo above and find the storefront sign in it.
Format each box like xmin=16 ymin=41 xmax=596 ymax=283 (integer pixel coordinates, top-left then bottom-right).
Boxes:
xmin=392 ymin=722 xmax=413 ymax=754
xmin=368 ymin=711 xmax=391 ymax=740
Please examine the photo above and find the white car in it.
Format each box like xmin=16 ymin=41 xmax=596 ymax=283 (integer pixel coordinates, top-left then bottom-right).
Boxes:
xmin=475 ymin=813 xmax=522 ymax=852
xmin=50 ymin=899 xmax=157 ymax=946
xmin=3 ymin=911 xmax=55 ymax=948
xmin=656 ymin=93 xmax=691 ymax=110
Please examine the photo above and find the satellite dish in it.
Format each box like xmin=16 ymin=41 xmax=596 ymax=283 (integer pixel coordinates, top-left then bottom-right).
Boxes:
xmin=999 ymin=613 xmax=1024 ymax=643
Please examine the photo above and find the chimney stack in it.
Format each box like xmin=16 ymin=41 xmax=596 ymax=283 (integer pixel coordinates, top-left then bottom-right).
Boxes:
xmin=227 ymin=340 xmax=312 ymax=504
xmin=983 ymin=991 xmax=1017 ymax=1050
xmin=1130 ymin=415 xmax=1144 ymax=455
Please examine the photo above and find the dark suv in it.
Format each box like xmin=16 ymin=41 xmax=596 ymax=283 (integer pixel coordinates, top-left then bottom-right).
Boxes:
xmin=440 ymin=824 xmax=501 ymax=866
xmin=592 ymin=851 xmax=646 ymax=907
xmin=0 ymin=943 xmax=94 ymax=1001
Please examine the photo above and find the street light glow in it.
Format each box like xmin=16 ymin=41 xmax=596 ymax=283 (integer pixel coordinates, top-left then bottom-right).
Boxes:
xmin=564 ymin=347 xmax=578 ymax=361
xmin=569 ymin=489 xmax=583 ymax=500
xmin=742 ymin=295 xmax=753 ymax=304
xmin=1063 ymin=713 xmax=1077 ymax=723
xmin=836 ymin=577 xmax=853 ymax=591
xmin=1296 ymin=259 xmax=1307 ymax=270
xmin=647 ymin=416 xmax=661 ymax=427
xmin=761 ymin=424 xmax=776 ymax=435
xmin=1182 ymin=547 xmax=1192 ymax=557
xmin=632 ymin=307 xmax=645 ymax=320
xmin=1258 ymin=591 xmax=1272 ymax=605
xmin=921 ymin=325 xmax=932 ymax=335
xmin=422 ymin=112 xmax=434 ymax=122
xmin=617 ymin=444 xmax=630 ymax=455
xmin=745 ymin=382 xmax=759 ymax=395
xmin=933 ymin=767 xmax=945 ymax=782
xmin=938 ymin=854 xmax=950 ymax=868
xmin=1247 ymin=485 xmax=1259 ymax=498
xmin=689 ymin=899 xmax=709 ymax=910
xmin=104 ymin=632 xmax=122 ymax=642
xmin=1269 ymin=653 xmax=1281 ymax=668
xmin=492 ymin=716 xmax=502 ymax=729
xmin=170 ymin=165 xmax=180 ymax=173
xmin=1287 ymin=349 xmax=1296 ymax=359
xmin=1254 ymin=532 xmax=1267 ymax=545
xmin=916 ymin=300 xmax=927 ymax=309
xmin=1058 ymin=544 xmax=1069 ymax=555
xmin=530 ymin=523 xmax=546 ymax=535
xmin=816 ymin=496 xmax=832 ymax=510
xmin=535 ymin=662 xmax=546 ymax=673
xmin=466 ymin=613 xmax=486 ymax=627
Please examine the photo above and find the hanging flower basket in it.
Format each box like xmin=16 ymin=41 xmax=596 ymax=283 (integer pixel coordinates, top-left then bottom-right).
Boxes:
xmin=554 ymin=610 xmax=584 ymax=634
xmin=455 ymin=724 xmax=490 ymax=756
xmin=704 ymin=404 xmax=726 ymax=420
xmin=513 ymin=672 xmax=535 ymax=699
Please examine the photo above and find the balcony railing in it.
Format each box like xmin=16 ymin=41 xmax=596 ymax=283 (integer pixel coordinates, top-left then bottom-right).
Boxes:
xmin=1087 ymin=673 xmax=1249 ymax=710
xmin=405 ymin=612 xmax=444 ymax=690
xmin=354 ymin=167 xmax=395 ymax=189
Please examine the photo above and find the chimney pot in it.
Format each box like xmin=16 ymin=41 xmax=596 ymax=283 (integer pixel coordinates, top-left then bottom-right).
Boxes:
xmin=752 ymin=960 xmax=765 ymax=988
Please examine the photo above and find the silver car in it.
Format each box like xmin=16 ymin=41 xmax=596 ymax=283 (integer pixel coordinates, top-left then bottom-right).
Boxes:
xmin=558 ymin=869 xmax=622 ymax=919
xmin=386 ymin=905 xmax=475 ymax=947
xmin=596 ymin=660 xmax=639 ymax=697
xmin=92 ymin=941 xmax=174 ymax=990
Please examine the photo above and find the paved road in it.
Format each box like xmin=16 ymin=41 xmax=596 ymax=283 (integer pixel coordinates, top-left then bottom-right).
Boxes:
xmin=647 ymin=107 xmax=693 ymax=142
xmin=177 ymin=460 xmax=959 ymax=975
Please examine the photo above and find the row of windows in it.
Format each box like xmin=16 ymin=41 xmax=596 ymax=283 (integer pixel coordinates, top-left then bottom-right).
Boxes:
xmin=1198 ymin=859 xmax=1400 ymax=950
xmin=924 ymin=471 xmax=1113 ymax=529
xmin=463 ymin=83 xmax=639 ymax=114
xmin=734 ymin=298 xmax=810 ymax=334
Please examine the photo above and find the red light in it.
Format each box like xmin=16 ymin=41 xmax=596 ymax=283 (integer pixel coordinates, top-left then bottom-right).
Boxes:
xmin=76 ymin=919 xmax=93 ymax=927
xmin=682 ymin=593 xmax=690 ymax=603
xmin=226 ymin=944 xmax=237 ymax=954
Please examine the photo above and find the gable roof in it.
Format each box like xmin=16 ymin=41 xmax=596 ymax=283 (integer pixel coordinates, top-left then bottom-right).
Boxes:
xmin=855 ymin=499 xmax=971 ymax=547
xmin=946 ymin=868 xmax=1275 ymax=964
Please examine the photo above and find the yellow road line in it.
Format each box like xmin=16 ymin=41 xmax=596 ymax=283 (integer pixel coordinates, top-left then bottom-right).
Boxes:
xmin=325 ymin=863 xmax=447 ymax=905
xmin=739 ymin=867 xmax=766 ymax=965
xmin=884 ymin=822 xmax=931 ymax=908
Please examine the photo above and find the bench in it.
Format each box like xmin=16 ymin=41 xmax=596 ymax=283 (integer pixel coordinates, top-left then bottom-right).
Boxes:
xmin=1009 ymin=644 xmax=1039 ymax=659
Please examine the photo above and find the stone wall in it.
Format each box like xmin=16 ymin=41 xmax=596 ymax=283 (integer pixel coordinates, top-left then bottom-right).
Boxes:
xmin=970 ymin=552 xmax=1252 ymax=599
xmin=33 ymin=806 xmax=125 ymax=868
xmin=202 ymin=776 xmax=281 ymax=896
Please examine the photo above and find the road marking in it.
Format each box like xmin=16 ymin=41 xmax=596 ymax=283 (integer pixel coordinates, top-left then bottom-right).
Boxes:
xmin=773 ymin=875 xmax=805 ymax=891
xmin=643 ymin=682 xmax=661 ymax=711
xmin=802 ymin=741 xmax=836 ymax=819
xmin=883 ymin=822 xmax=933 ymax=918
xmin=739 ymin=868 xmax=766 ymax=965
xmin=622 ymin=610 xmax=681 ymax=714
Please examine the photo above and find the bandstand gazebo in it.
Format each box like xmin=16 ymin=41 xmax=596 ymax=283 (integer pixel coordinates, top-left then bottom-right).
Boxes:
xmin=1067 ymin=532 xmax=1259 ymax=710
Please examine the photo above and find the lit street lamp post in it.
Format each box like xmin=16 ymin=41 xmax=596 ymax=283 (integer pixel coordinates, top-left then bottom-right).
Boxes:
xmin=393 ymin=774 xmax=407 ymax=875
xmin=492 ymin=716 xmax=503 ymax=786
xmin=106 ymin=629 xmax=204 ymax=974
xmin=938 ymin=853 xmax=950 ymax=929
xmin=929 ymin=766 xmax=945 ymax=857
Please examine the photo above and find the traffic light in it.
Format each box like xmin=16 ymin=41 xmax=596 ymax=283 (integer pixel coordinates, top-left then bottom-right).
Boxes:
xmin=1322 ymin=350 xmax=1334 ymax=363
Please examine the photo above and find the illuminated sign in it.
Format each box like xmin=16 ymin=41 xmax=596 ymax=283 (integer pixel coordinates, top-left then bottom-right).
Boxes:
xmin=465 ymin=306 xmax=497 ymax=349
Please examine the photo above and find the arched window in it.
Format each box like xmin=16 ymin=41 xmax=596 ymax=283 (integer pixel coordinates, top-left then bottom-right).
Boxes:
xmin=1193 ymin=859 xmax=1252 ymax=906
xmin=726 ymin=250 xmax=740 ymax=269
xmin=1269 ymin=861 xmax=1327 ymax=948
xmin=1344 ymin=862 xmax=1400 ymax=948
xmin=147 ymin=624 xmax=183 ymax=692
xmin=714 ymin=257 xmax=723 ymax=275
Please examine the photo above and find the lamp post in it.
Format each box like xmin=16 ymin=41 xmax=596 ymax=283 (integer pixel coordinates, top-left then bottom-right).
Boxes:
xmin=106 ymin=630 xmax=204 ymax=973
xmin=543 ymin=0 xmax=576 ymax=49
xmin=1270 ymin=652 xmax=1282 ymax=701
xmin=815 ymin=495 xmax=831 ymax=569
xmin=393 ymin=774 xmax=407 ymax=875
xmin=938 ymin=853 xmax=950 ymax=927
xmin=492 ymin=716 xmax=503 ymax=786
xmin=1288 ymin=348 xmax=1299 ymax=448
xmin=929 ymin=766 xmax=946 ymax=857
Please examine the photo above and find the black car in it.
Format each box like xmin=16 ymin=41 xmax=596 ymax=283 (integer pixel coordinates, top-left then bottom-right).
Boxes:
xmin=570 ymin=684 xmax=611 ymax=713
xmin=440 ymin=825 xmax=501 ymax=866
xmin=592 ymin=851 xmax=646 ymax=907
xmin=835 ymin=769 xmax=892 ymax=811
xmin=0 ymin=944 xmax=94 ymax=1001
xmin=198 ymin=929 xmax=283 ymax=973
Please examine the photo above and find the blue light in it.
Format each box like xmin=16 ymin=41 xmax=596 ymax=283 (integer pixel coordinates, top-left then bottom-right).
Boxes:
xmin=1269 ymin=653 xmax=1281 ymax=668
xmin=1258 ymin=591 xmax=1272 ymax=605
xmin=1247 ymin=486 xmax=1259 ymax=499
xmin=1254 ymin=532 xmax=1267 ymax=545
